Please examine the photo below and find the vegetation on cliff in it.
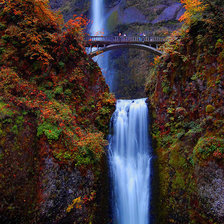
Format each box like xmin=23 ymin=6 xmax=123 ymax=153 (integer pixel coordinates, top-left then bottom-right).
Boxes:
xmin=146 ymin=0 xmax=224 ymax=223
xmin=0 ymin=0 xmax=115 ymax=223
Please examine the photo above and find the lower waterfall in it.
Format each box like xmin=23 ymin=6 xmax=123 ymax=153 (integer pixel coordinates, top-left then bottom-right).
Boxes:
xmin=109 ymin=98 xmax=152 ymax=224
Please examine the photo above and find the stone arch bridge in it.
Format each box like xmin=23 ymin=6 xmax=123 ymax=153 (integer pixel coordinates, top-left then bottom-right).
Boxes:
xmin=85 ymin=36 xmax=166 ymax=57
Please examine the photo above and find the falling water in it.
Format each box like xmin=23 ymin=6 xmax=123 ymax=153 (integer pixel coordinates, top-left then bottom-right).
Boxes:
xmin=90 ymin=0 xmax=113 ymax=90
xmin=90 ymin=0 xmax=104 ymax=36
xmin=109 ymin=98 xmax=151 ymax=224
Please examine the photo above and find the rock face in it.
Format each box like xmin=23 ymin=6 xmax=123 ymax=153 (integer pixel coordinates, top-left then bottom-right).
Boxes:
xmin=49 ymin=0 xmax=184 ymax=34
xmin=0 ymin=115 xmax=111 ymax=224
xmin=196 ymin=162 xmax=224 ymax=222
xmin=38 ymin=154 xmax=95 ymax=224
xmin=0 ymin=115 xmax=39 ymax=224
xmin=50 ymin=0 xmax=64 ymax=8
xmin=105 ymin=0 xmax=184 ymax=29
xmin=0 ymin=1 xmax=115 ymax=223
xmin=105 ymin=0 xmax=122 ymax=8
xmin=50 ymin=0 xmax=90 ymax=22
xmin=49 ymin=0 xmax=184 ymax=33
xmin=152 ymin=3 xmax=183 ymax=24
xmin=121 ymin=7 xmax=148 ymax=24
xmin=145 ymin=1 xmax=224 ymax=223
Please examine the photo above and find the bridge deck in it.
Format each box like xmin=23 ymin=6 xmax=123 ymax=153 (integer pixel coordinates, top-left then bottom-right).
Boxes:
xmin=85 ymin=36 xmax=166 ymax=47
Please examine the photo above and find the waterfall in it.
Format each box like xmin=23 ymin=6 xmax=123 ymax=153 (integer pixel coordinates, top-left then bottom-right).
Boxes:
xmin=90 ymin=0 xmax=113 ymax=90
xmin=109 ymin=98 xmax=151 ymax=224
xmin=90 ymin=0 xmax=104 ymax=36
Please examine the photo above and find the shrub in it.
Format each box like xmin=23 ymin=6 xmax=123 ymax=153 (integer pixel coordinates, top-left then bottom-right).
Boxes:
xmin=194 ymin=136 xmax=224 ymax=161
xmin=37 ymin=122 xmax=62 ymax=140
xmin=0 ymin=101 xmax=16 ymax=119
xmin=54 ymin=86 xmax=63 ymax=95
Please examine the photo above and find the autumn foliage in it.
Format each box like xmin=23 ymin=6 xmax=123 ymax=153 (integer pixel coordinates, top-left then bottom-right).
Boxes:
xmin=0 ymin=1 xmax=115 ymax=223
xmin=146 ymin=0 xmax=224 ymax=223
xmin=179 ymin=0 xmax=207 ymax=23
xmin=0 ymin=0 xmax=115 ymax=164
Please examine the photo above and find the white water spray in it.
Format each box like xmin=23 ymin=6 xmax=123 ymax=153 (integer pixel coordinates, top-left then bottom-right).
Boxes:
xmin=109 ymin=98 xmax=151 ymax=224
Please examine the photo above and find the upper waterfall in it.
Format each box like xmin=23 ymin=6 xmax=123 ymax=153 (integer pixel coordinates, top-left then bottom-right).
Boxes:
xmin=90 ymin=0 xmax=105 ymax=36
xmin=90 ymin=0 xmax=113 ymax=90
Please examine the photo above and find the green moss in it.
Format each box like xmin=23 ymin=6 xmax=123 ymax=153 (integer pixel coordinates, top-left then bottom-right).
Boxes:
xmin=37 ymin=122 xmax=62 ymax=140
xmin=0 ymin=101 xmax=15 ymax=119
xmin=98 ymin=107 xmax=111 ymax=115
xmin=0 ymin=22 xmax=6 ymax=31
xmin=63 ymin=151 xmax=72 ymax=160
xmin=80 ymin=105 xmax=91 ymax=113
xmin=162 ymin=81 xmax=171 ymax=94
xmin=11 ymin=125 xmax=18 ymax=135
xmin=64 ymin=89 xmax=72 ymax=96
xmin=2 ymin=118 xmax=13 ymax=124
xmin=160 ymin=134 xmax=173 ymax=147
xmin=15 ymin=116 xmax=24 ymax=126
xmin=54 ymin=86 xmax=63 ymax=95
xmin=167 ymin=107 xmax=175 ymax=114
xmin=1 ymin=34 xmax=10 ymax=42
xmin=75 ymin=153 xmax=92 ymax=166
xmin=58 ymin=61 xmax=65 ymax=68
xmin=185 ymin=125 xmax=202 ymax=136
xmin=206 ymin=105 xmax=215 ymax=113
xmin=194 ymin=136 xmax=224 ymax=161
xmin=172 ymin=171 xmax=186 ymax=190
xmin=176 ymin=130 xmax=185 ymax=139
xmin=44 ymin=90 xmax=55 ymax=99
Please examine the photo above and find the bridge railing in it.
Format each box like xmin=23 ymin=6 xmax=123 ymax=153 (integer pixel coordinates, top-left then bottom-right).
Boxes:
xmin=85 ymin=36 xmax=166 ymax=43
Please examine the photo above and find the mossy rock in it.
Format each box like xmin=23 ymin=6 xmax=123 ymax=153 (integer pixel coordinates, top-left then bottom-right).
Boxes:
xmin=206 ymin=105 xmax=215 ymax=113
xmin=0 ymin=101 xmax=16 ymax=119
xmin=37 ymin=122 xmax=62 ymax=140
xmin=193 ymin=136 xmax=224 ymax=163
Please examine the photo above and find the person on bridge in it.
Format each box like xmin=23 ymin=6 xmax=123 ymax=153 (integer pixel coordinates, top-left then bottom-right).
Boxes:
xmin=139 ymin=33 xmax=143 ymax=41
xmin=118 ymin=33 xmax=122 ymax=42
xmin=143 ymin=33 xmax=146 ymax=42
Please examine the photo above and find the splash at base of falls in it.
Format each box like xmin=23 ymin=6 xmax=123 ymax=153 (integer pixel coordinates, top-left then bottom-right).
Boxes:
xmin=109 ymin=98 xmax=152 ymax=224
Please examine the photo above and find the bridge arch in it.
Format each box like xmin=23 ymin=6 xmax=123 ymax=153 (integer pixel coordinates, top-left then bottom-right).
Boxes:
xmin=89 ymin=43 xmax=163 ymax=57
xmin=85 ymin=36 xmax=166 ymax=57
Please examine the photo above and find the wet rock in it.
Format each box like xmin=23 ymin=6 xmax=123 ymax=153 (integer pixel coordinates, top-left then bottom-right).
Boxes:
xmin=50 ymin=0 xmax=64 ymax=9
xmin=150 ymin=4 xmax=167 ymax=15
xmin=50 ymin=0 xmax=90 ymax=22
xmin=196 ymin=162 xmax=224 ymax=221
xmin=152 ymin=3 xmax=183 ymax=24
xmin=105 ymin=0 xmax=122 ymax=8
xmin=38 ymin=155 xmax=94 ymax=224
xmin=176 ymin=7 xmax=186 ymax=20
xmin=121 ymin=7 xmax=148 ymax=24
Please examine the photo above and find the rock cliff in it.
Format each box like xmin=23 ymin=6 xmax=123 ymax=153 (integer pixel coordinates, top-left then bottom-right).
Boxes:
xmin=146 ymin=1 xmax=224 ymax=223
xmin=0 ymin=1 xmax=115 ymax=223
